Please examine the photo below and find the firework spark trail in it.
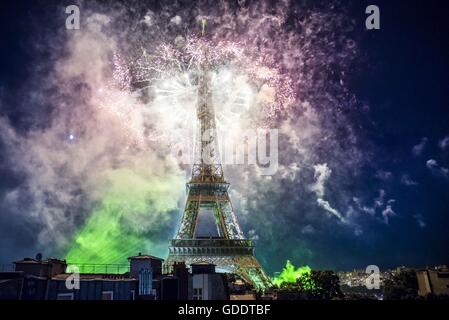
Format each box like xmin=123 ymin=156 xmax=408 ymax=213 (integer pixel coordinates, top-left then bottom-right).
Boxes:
xmin=106 ymin=35 xmax=297 ymax=155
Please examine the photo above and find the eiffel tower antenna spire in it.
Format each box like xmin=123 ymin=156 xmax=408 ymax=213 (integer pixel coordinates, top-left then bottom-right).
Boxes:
xmin=201 ymin=17 xmax=206 ymax=36
xmin=192 ymin=19 xmax=224 ymax=185
xmin=165 ymin=24 xmax=271 ymax=290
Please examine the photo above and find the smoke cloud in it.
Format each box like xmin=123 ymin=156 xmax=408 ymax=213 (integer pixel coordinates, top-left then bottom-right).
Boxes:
xmin=0 ymin=0 xmax=380 ymax=273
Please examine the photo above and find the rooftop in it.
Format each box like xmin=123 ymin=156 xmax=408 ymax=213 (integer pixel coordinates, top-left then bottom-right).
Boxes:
xmin=127 ymin=253 xmax=164 ymax=261
xmin=52 ymin=273 xmax=135 ymax=281
xmin=14 ymin=258 xmax=66 ymax=265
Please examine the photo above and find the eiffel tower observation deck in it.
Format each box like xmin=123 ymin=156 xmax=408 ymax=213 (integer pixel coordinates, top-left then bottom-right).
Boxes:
xmin=164 ymin=19 xmax=271 ymax=290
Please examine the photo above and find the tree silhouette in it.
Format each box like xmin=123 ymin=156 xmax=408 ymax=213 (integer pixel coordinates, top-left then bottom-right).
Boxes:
xmin=383 ymin=269 xmax=418 ymax=300
xmin=276 ymin=270 xmax=343 ymax=300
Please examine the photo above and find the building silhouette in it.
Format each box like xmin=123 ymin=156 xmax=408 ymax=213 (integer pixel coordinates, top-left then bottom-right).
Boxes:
xmin=0 ymin=253 xmax=229 ymax=300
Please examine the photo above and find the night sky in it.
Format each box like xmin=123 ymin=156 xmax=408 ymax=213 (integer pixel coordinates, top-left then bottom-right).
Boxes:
xmin=0 ymin=0 xmax=448 ymax=274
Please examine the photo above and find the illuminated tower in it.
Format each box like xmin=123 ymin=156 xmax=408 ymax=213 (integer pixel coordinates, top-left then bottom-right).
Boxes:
xmin=165 ymin=19 xmax=271 ymax=290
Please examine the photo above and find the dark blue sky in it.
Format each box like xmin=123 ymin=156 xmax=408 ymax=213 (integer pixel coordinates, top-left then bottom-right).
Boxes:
xmin=0 ymin=0 xmax=448 ymax=272
xmin=344 ymin=0 xmax=449 ymax=269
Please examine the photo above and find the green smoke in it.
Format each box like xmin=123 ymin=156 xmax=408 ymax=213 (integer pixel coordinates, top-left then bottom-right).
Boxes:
xmin=65 ymin=164 xmax=183 ymax=267
xmin=272 ymin=260 xmax=316 ymax=290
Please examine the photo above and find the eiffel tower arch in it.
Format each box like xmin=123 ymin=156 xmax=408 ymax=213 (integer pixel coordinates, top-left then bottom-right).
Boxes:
xmin=165 ymin=24 xmax=271 ymax=290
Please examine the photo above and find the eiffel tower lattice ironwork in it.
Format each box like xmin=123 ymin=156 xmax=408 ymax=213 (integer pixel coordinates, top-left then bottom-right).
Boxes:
xmin=165 ymin=20 xmax=271 ymax=290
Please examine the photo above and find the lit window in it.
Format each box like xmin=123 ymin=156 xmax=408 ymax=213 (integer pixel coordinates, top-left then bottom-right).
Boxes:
xmin=101 ymin=291 xmax=114 ymax=300
xmin=57 ymin=293 xmax=74 ymax=300
xmin=193 ymin=288 xmax=203 ymax=300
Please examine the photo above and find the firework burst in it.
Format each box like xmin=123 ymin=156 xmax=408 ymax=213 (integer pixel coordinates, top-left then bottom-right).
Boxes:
xmin=105 ymin=34 xmax=296 ymax=155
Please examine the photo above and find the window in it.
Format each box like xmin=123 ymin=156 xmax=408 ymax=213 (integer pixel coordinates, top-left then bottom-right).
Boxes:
xmin=57 ymin=293 xmax=74 ymax=300
xmin=193 ymin=288 xmax=203 ymax=300
xmin=101 ymin=291 xmax=114 ymax=300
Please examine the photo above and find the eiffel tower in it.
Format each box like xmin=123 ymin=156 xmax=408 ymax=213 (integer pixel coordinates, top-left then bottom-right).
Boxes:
xmin=165 ymin=20 xmax=271 ymax=290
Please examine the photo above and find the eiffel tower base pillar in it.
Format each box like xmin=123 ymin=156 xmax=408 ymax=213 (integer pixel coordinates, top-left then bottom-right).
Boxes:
xmin=164 ymin=239 xmax=272 ymax=290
